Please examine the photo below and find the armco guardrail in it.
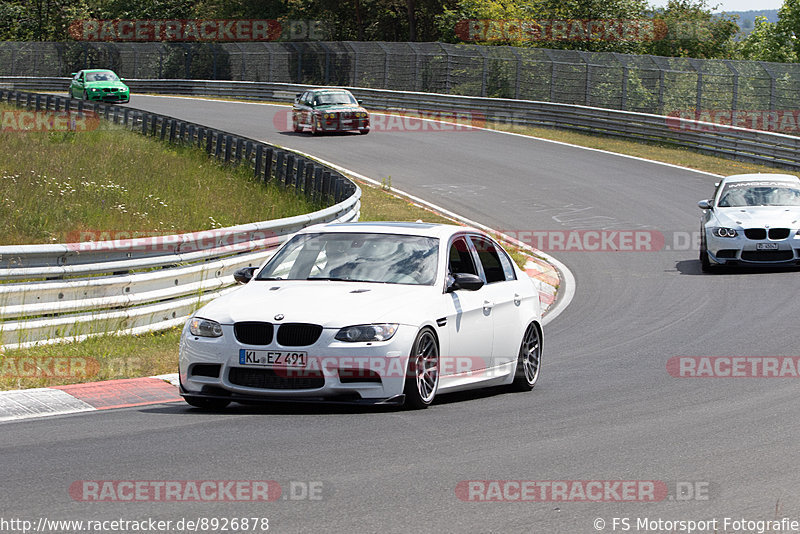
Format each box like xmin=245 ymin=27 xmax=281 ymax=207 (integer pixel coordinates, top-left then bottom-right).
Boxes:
xmin=0 ymin=88 xmax=360 ymax=349
xmin=3 ymin=77 xmax=798 ymax=170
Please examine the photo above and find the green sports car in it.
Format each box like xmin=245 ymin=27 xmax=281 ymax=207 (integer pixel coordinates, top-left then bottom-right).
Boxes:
xmin=69 ymin=69 xmax=130 ymax=103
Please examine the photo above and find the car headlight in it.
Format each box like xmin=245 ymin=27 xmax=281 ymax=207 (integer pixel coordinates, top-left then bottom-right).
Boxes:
xmin=324 ymin=113 xmax=336 ymax=119
xmin=712 ymin=227 xmax=738 ymax=238
xmin=189 ymin=317 xmax=223 ymax=338
xmin=90 ymin=88 xmax=100 ymax=92
xmin=335 ymin=324 xmax=398 ymax=342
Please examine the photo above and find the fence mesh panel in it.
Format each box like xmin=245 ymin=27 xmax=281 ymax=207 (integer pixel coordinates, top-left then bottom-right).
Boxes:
xmin=1 ymin=41 xmax=799 ymax=117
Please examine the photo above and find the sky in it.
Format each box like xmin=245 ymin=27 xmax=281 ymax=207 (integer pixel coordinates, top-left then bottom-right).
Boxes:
xmin=648 ymin=0 xmax=783 ymax=12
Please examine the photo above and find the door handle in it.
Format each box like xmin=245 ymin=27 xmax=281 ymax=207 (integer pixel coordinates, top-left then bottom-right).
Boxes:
xmin=514 ymin=293 xmax=522 ymax=306
xmin=483 ymin=300 xmax=494 ymax=314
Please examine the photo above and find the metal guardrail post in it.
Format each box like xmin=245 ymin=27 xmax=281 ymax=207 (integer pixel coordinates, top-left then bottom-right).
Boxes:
xmin=275 ymin=151 xmax=285 ymax=184
xmin=264 ymin=147 xmax=274 ymax=181
xmin=235 ymin=137 xmax=244 ymax=163
xmin=254 ymin=144 xmax=263 ymax=178
xmin=285 ymin=154 xmax=295 ymax=187
xmin=314 ymin=166 xmax=323 ymax=201
xmin=304 ymin=164 xmax=314 ymax=194
xmin=224 ymin=135 xmax=233 ymax=163
xmin=295 ymin=159 xmax=305 ymax=193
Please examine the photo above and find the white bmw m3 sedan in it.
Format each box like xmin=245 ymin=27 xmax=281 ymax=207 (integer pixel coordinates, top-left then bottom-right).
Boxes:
xmin=179 ymin=222 xmax=543 ymax=409
xmin=698 ymin=174 xmax=800 ymax=272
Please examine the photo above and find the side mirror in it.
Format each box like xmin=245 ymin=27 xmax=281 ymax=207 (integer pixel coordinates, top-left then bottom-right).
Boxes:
xmin=233 ymin=266 xmax=257 ymax=284
xmin=447 ymin=272 xmax=484 ymax=292
xmin=357 ymin=99 xmax=363 ymax=105
xmin=70 ymin=72 xmax=77 ymax=77
xmin=697 ymin=199 xmax=712 ymax=210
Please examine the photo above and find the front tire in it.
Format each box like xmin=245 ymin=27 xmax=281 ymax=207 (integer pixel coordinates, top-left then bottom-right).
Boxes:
xmin=310 ymin=117 xmax=319 ymax=135
xmin=403 ymin=328 xmax=439 ymax=409
xmin=700 ymin=231 xmax=715 ymax=273
xmin=83 ymin=90 xmax=89 ymax=101
xmin=510 ymin=323 xmax=542 ymax=391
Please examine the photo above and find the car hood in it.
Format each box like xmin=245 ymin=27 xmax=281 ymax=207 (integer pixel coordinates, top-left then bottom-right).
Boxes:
xmin=195 ymin=281 xmax=438 ymax=327
xmin=314 ymin=104 xmax=365 ymax=113
xmin=84 ymin=81 xmax=128 ymax=89
xmin=714 ymin=206 xmax=800 ymax=228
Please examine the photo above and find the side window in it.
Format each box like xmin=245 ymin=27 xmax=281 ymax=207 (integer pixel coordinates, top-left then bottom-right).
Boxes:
xmin=497 ymin=247 xmax=517 ymax=281
xmin=469 ymin=236 xmax=508 ymax=284
xmin=448 ymin=237 xmax=477 ymax=276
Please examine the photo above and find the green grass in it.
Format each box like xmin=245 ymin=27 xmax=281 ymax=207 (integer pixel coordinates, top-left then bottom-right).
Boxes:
xmin=3 ymin=97 xmax=787 ymax=391
xmin=0 ymin=110 xmax=318 ymax=245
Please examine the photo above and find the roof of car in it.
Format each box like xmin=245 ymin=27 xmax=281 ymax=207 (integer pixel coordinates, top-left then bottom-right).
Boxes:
xmin=82 ymin=69 xmax=117 ymax=73
xmin=301 ymin=221 xmax=482 ymax=239
xmin=723 ymin=173 xmax=799 ymax=183
xmin=308 ymin=88 xmax=351 ymax=94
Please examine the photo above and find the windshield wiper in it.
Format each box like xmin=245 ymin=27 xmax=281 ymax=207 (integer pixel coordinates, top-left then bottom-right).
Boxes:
xmin=306 ymin=276 xmax=354 ymax=281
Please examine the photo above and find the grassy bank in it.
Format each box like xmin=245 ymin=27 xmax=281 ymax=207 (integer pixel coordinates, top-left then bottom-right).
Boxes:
xmin=0 ymin=113 xmax=317 ymax=245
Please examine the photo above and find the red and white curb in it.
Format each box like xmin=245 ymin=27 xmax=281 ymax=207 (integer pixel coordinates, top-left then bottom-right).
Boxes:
xmin=0 ymin=374 xmax=181 ymax=423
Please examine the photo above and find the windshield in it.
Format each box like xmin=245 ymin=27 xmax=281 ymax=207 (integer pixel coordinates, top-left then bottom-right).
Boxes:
xmin=256 ymin=232 xmax=439 ymax=285
xmin=86 ymin=71 xmax=119 ymax=82
xmin=313 ymin=92 xmax=357 ymax=106
xmin=717 ymin=181 xmax=800 ymax=207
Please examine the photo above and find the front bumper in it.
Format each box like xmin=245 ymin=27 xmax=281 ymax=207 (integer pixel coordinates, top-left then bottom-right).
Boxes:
xmin=317 ymin=117 xmax=369 ymax=132
xmin=706 ymin=229 xmax=800 ymax=265
xmin=179 ymin=322 xmax=417 ymax=405
xmin=86 ymin=90 xmax=129 ymax=102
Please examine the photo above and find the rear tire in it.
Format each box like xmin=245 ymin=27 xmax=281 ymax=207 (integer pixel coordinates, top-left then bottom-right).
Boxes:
xmin=403 ymin=328 xmax=439 ymax=409
xmin=510 ymin=323 xmax=542 ymax=391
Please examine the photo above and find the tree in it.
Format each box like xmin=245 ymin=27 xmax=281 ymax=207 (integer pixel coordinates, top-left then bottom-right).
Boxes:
xmin=738 ymin=16 xmax=797 ymax=62
xmin=645 ymin=0 xmax=738 ymax=59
